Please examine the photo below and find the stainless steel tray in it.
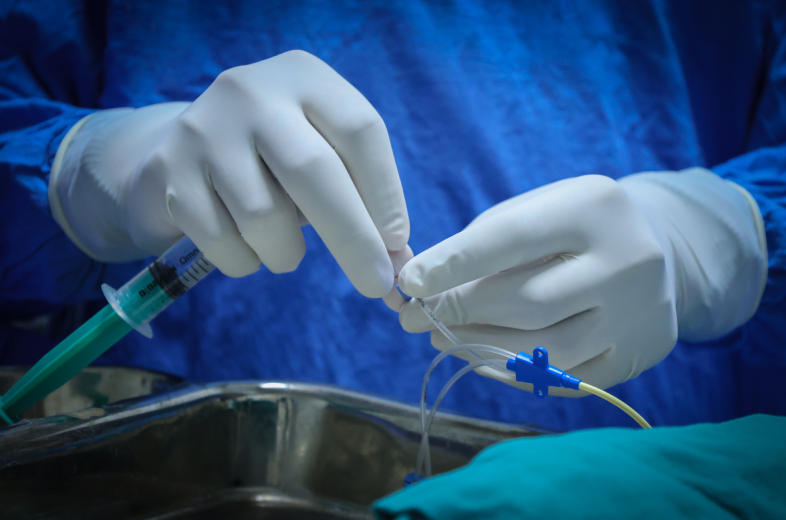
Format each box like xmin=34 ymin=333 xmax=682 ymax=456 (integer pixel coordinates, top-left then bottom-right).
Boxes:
xmin=0 ymin=368 xmax=552 ymax=519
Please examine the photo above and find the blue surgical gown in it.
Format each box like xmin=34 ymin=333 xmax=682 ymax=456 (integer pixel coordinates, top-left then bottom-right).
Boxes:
xmin=1 ymin=0 xmax=785 ymax=431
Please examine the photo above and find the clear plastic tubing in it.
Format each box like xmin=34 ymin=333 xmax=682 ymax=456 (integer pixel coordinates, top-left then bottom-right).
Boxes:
xmin=414 ymin=298 xmax=518 ymax=478
xmin=417 ymin=357 xmax=509 ymax=477
xmin=415 ymin=297 xmax=512 ymax=376
xmin=102 ymin=236 xmax=215 ymax=338
xmin=417 ymin=344 xmax=514 ymax=477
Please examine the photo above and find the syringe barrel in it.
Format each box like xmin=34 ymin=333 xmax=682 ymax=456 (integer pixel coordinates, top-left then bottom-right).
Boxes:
xmin=102 ymin=236 xmax=216 ymax=338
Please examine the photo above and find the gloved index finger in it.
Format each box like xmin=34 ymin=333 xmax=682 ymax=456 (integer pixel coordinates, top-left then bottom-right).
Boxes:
xmin=398 ymin=188 xmax=588 ymax=298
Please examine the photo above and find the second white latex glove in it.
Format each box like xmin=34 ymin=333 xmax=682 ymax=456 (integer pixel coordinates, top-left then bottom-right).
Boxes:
xmin=396 ymin=171 xmax=766 ymax=394
xmin=50 ymin=50 xmax=410 ymax=297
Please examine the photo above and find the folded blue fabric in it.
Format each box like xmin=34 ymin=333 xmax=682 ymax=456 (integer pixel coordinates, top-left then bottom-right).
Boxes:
xmin=374 ymin=415 xmax=786 ymax=520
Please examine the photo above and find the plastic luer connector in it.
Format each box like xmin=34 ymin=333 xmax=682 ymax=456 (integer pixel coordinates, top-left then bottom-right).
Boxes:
xmin=506 ymin=347 xmax=581 ymax=398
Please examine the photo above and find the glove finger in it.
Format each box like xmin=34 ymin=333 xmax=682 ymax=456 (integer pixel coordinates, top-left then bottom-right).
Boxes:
xmin=166 ymin=166 xmax=261 ymax=278
xmin=399 ymin=259 xmax=553 ymax=333
xmin=400 ymin=255 xmax=599 ymax=332
xmin=563 ymin=350 xmax=636 ymax=392
xmin=299 ymin=63 xmax=409 ymax=252
xmin=254 ymin=107 xmax=393 ymax=297
xmin=398 ymin=176 xmax=611 ymax=298
xmin=466 ymin=178 xmax=571 ymax=229
xmin=382 ymin=245 xmax=415 ymax=311
xmin=209 ymin=150 xmax=306 ymax=274
xmin=390 ymin=244 xmax=414 ymax=277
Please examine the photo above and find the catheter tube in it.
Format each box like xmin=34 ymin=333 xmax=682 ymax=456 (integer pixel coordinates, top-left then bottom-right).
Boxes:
xmin=415 ymin=297 xmax=464 ymax=346
xmin=414 ymin=298 xmax=520 ymax=475
xmin=411 ymin=299 xmax=652 ymax=483
xmin=418 ymin=344 xmax=514 ymax=477
xmin=579 ymin=382 xmax=652 ymax=429
xmin=420 ymin=345 xmax=514 ymax=431
xmin=417 ymin=298 xmax=515 ymax=368
xmin=417 ymin=358 xmax=509 ymax=477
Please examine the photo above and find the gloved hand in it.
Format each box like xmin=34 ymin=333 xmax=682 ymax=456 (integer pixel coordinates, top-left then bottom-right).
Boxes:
xmin=49 ymin=50 xmax=410 ymax=297
xmin=393 ymin=171 xmax=766 ymax=393
xmin=373 ymin=415 xmax=786 ymax=520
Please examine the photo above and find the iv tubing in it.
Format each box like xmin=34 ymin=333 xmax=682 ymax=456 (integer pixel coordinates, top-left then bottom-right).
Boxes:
xmin=578 ymin=382 xmax=652 ymax=429
xmin=411 ymin=293 xmax=652 ymax=484
xmin=417 ymin=358 xmax=509 ymax=477
xmin=420 ymin=345 xmax=514 ymax=436
xmin=416 ymin=296 xmax=650 ymax=430
xmin=418 ymin=344 xmax=513 ymax=477
xmin=414 ymin=297 xmax=463 ymax=346
xmin=418 ymin=344 xmax=513 ymax=478
xmin=415 ymin=298 xmax=510 ymax=375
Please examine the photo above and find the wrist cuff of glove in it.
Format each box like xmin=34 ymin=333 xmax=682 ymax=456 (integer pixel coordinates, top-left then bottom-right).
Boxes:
xmin=49 ymin=111 xmax=103 ymax=260
xmin=48 ymin=108 xmax=136 ymax=261
xmin=620 ymin=168 xmax=767 ymax=342
xmin=725 ymin=180 xmax=768 ymax=322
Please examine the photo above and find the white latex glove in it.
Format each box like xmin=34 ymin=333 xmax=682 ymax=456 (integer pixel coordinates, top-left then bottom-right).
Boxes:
xmin=49 ymin=50 xmax=410 ymax=298
xmin=395 ymin=171 xmax=766 ymax=394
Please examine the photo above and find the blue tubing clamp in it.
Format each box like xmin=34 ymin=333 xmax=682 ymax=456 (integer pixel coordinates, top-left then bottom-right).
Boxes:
xmin=506 ymin=347 xmax=581 ymax=398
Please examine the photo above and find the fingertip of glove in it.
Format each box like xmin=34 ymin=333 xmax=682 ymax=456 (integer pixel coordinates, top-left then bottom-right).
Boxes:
xmin=359 ymin=280 xmax=395 ymax=299
xmin=396 ymin=262 xmax=428 ymax=298
xmin=218 ymin=261 xmax=261 ymax=278
xmin=353 ymin=259 xmax=396 ymax=298
xmin=383 ymin=229 xmax=410 ymax=254
xmin=398 ymin=304 xmax=415 ymax=331
xmin=388 ymin=245 xmax=414 ymax=277
xmin=398 ymin=300 xmax=431 ymax=333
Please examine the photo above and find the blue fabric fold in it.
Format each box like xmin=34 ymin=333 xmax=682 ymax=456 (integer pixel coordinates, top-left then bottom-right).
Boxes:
xmin=373 ymin=415 xmax=786 ymax=520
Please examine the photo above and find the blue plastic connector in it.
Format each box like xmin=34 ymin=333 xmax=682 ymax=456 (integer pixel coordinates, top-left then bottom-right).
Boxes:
xmin=505 ymin=347 xmax=581 ymax=399
xmin=404 ymin=472 xmax=425 ymax=487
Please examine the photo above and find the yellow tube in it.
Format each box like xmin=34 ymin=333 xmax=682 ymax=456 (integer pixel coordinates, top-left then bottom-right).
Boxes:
xmin=578 ymin=382 xmax=652 ymax=429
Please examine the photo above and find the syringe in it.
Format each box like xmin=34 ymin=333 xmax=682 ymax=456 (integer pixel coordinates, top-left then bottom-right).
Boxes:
xmin=0 ymin=236 xmax=215 ymax=425
xmin=102 ymin=236 xmax=215 ymax=338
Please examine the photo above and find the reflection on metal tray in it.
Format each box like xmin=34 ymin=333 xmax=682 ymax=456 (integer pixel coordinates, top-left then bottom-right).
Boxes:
xmin=0 ymin=366 xmax=184 ymax=421
xmin=0 ymin=368 xmax=553 ymax=519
